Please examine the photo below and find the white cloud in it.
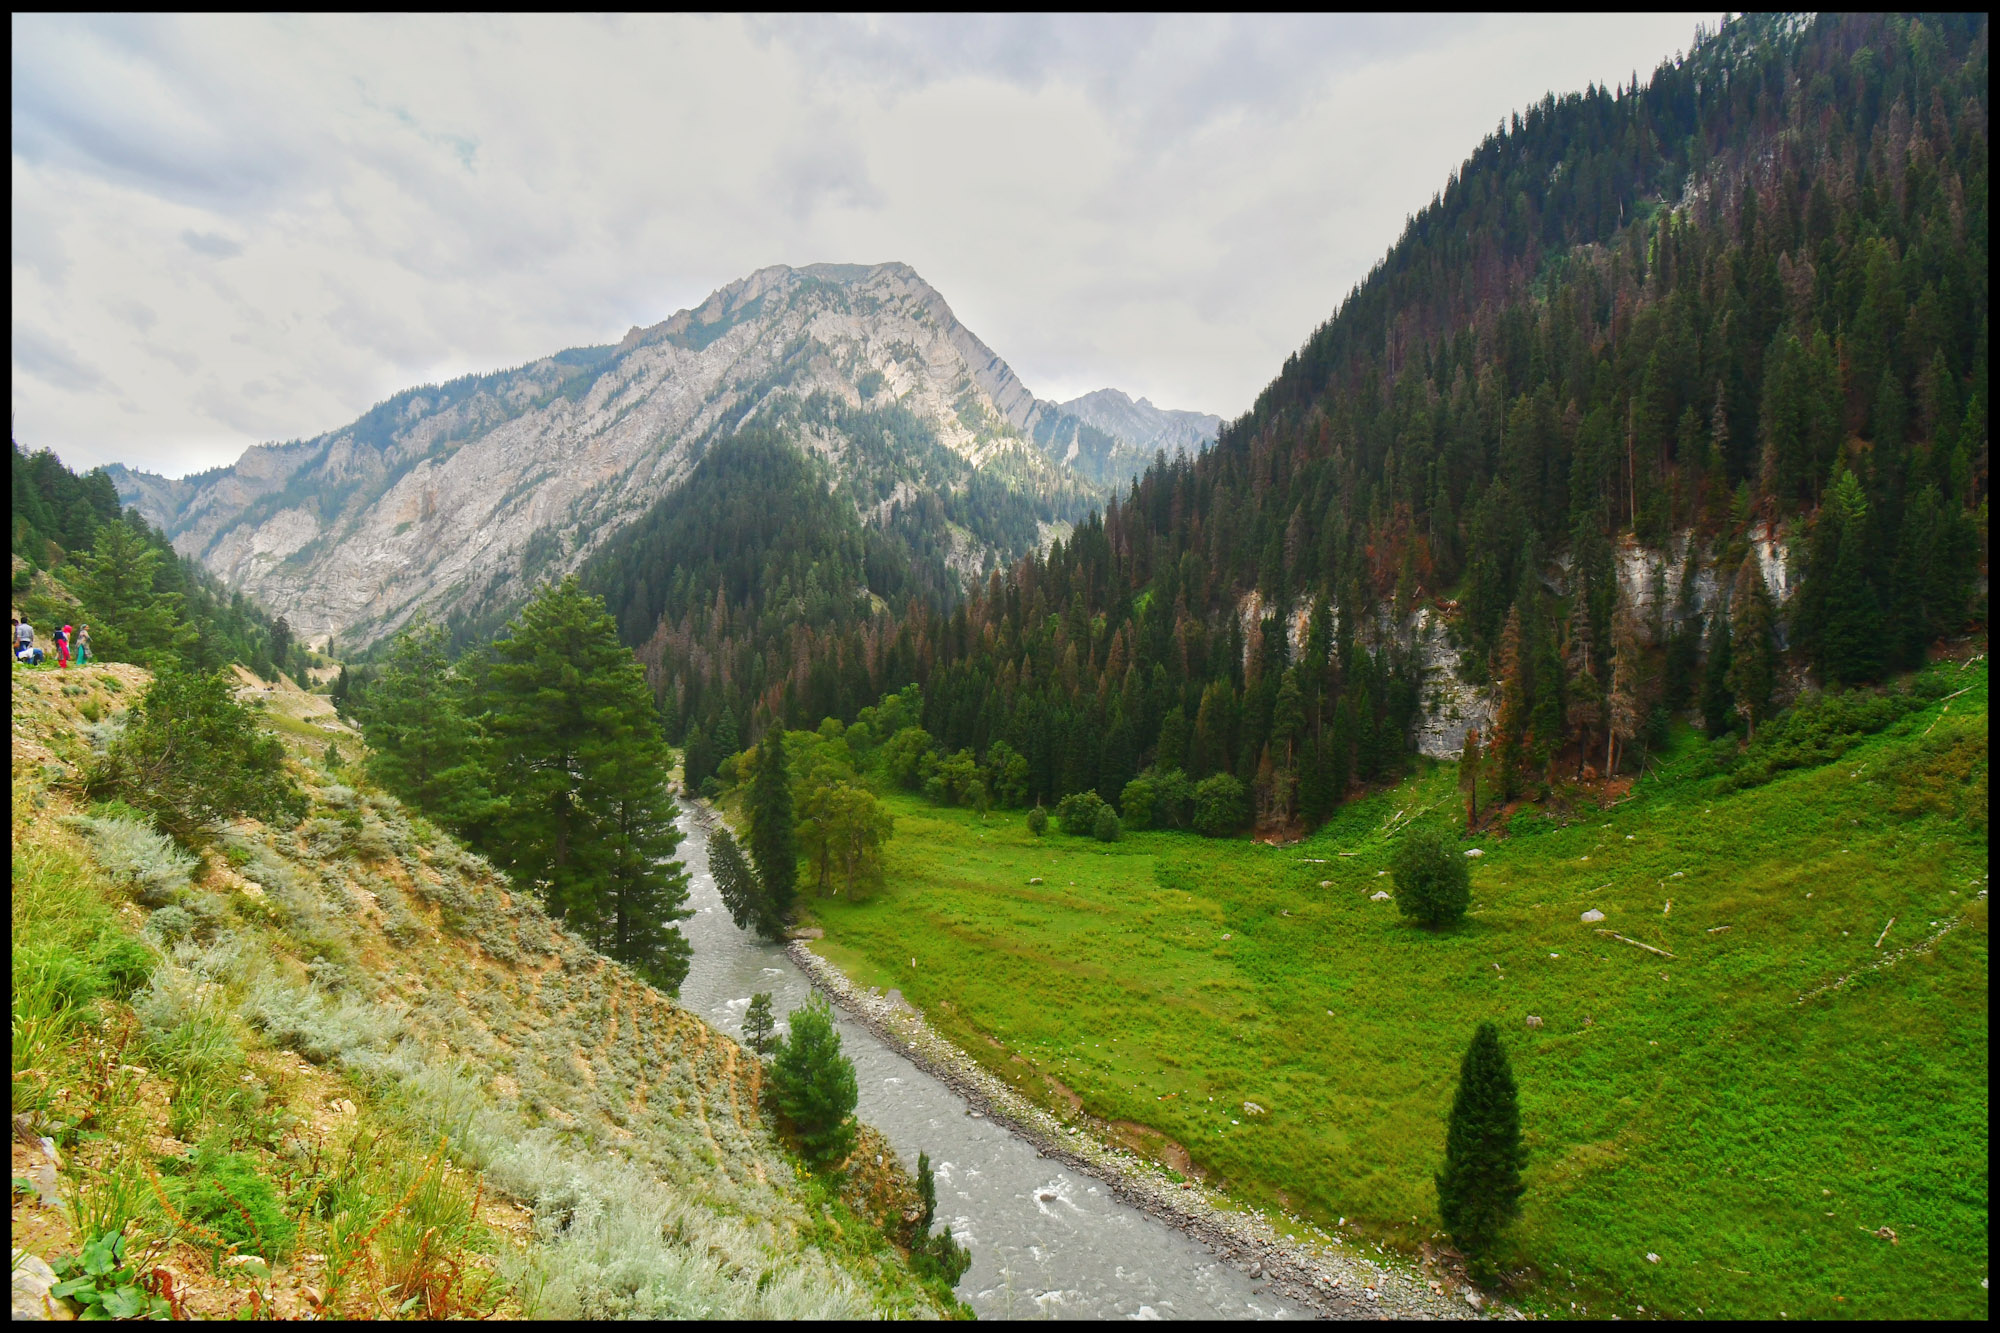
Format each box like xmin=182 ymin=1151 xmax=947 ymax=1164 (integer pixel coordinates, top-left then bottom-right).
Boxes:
xmin=11 ymin=12 xmax=1715 ymax=477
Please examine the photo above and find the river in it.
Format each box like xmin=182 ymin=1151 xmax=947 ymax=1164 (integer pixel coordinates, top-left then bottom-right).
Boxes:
xmin=672 ymin=803 xmax=1297 ymax=1320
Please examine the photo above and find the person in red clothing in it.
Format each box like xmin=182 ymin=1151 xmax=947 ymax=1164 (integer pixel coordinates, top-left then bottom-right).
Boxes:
xmin=55 ymin=624 xmax=71 ymax=669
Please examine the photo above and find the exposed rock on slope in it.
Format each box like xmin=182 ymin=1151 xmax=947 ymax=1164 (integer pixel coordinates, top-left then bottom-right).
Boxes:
xmin=1025 ymin=387 xmax=1221 ymax=487
xmin=111 ymin=262 xmax=1215 ymax=651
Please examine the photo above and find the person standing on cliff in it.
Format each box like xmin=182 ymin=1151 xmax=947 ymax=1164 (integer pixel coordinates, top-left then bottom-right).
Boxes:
xmin=55 ymin=624 xmax=71 ymax=669
xmin=75 ymin=624 xmax=91 ymax=665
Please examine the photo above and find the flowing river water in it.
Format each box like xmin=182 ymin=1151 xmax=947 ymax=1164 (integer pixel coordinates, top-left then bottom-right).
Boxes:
xmin=672 ymin=803 xmax=1297 ymax=1320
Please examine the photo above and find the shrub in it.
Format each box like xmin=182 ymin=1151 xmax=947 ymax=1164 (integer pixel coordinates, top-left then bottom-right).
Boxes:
xmin=1025 ymin=806 xmax=1048 ymax=836
xmin=62 ymin=812 xmax=196 ymax=906
xmin=1725 ymin=685 xmax=1929 ymax=790
xmin=1191 ymin=774 xmax=1249 ymax=837
xmin=1092 ymin=806 xmax=1122 ymax=842
xmin=1056 ymin=790 xmax=1106 ymax=836
xmin=85 ymin=667 xmax=306 ymax=844
xmin=1391 ymin=828 xmax=1471 ymax=929
xmin=173 ymin=1142 xmax=298 ymax=1259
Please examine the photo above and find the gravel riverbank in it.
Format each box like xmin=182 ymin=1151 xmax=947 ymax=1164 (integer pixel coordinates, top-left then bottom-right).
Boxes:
xmin=787 ymin=939 xmax=1511 ymax=1321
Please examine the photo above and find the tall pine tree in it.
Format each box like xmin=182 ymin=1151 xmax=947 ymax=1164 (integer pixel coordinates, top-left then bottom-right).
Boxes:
xmin=1436 ymin=1021 xmax=1527 ymax=1276
xmin=1725 ymin=558 xmax=1777 ymax=738
xmin=749 ymin=726 xmax=798 ymax=929
xmin=472 ymin=577 xmax=692 ymax=990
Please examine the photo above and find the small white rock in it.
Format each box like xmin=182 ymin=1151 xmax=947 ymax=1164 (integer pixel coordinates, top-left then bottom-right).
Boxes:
xmin=1370 ymin=891 xmax=1392 ymax=901
xmin=1464 ymin=848 xmax=1484 ymax=858
xmin=1581 ymin=909 xmax=1606 ymax=923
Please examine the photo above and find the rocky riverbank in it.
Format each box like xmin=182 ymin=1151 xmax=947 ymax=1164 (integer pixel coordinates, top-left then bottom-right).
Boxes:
xmin=786 ymin=939 xmax=1511 ymax=1321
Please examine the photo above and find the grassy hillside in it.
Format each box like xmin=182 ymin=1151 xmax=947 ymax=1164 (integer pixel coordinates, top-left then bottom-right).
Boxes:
xmin=804 ymin=656 xmax=1989 ymax=1320
xmin=11 ymin=662 xmax=957 ymax=1319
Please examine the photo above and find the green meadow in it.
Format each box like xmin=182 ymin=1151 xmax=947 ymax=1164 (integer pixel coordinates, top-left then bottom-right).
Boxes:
xmin=804 ymin=658 xmax=1989 ymax=1320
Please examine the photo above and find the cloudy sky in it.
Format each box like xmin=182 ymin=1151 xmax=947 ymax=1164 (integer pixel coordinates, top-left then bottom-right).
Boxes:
xmin=14 ymin=13 xmax=1713 ymax=478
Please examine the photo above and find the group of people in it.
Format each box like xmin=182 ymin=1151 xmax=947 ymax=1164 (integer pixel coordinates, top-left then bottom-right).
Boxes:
xmin=12 ymin=615 xmax=88 ymax=668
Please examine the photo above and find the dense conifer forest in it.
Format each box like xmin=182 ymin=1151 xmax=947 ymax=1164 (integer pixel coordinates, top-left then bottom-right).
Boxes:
xmin=624 ymin=13 xmax=1986 ymax=831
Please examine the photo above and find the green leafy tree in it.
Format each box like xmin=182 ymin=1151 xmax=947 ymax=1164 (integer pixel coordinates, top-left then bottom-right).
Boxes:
xmin=749 ymin=726 xmax=799 ymax=926
xmin=1436 ymin=1022 xmax=1527 ymax=1276
xmin=1092 ymin=804 xmax=1122 ymax=842
xmin=1025 ymin=804 xmax=1048 ymax=836
xmin=87 ymin=666 xmax=305 ymax=845
xmin=742 ymin=991 xmax=776 ymax=1055
xmin=924 ymin=748 xmax=986 ymax=808
xmin=983 ymin=740 xmax=1031 ymax=807
xmin=1119 ymin=775 xmax=1159 ymax=831
xmin=1390 ymin=827 xmax=1471 ymax=929
xmin=1191 ymin=773 xmax=1249 ymax=837
xmin=769 ymin=997 xmax=859 ymax=1171
xmin=880 ymin=726 xmax=935 ymax=789
xmin=800 ymin=778 xmax=894 ymax=898
xmin=1056 ymin=789 xmax=1106 ymax=836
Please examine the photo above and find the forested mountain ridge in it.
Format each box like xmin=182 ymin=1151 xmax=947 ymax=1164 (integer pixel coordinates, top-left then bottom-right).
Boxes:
xmin=110 ymin=262 xmax=1210 ymax=653
xmin=663 ymin=12 xmax=1987 ymax=827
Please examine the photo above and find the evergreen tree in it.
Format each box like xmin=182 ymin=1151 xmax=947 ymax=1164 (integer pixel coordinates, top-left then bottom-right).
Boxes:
xmin=66 ymin=520 xmax=196 ymax=668
xmin=472 ymin=577 xmax=692 ymax=988
xmin=916 ymin=1151 xmax=937 ymax=1232
xmin=1490 ymin=607 xmax=1528 ymax=799
xmin=1725 ymin=559 xmax=1777 ymax=738
xmin=1812 ymin=469 xmax=1885 ymax=686
xmin=711 ymin=824 xmax=781 ymax=939
xmin=1562 ymin=610 xmax=1602 ymax=776
xmin=749 ymin=726 xmax=799 ymax=927
xmin=1459 ymin=728 xmax=1480 ymax=831
xmin=360 ymin=620 xmax=487 ymax=824
xmin=741 ymin=991 xmax=776 ymax=1055
xmin=1606 ymin=595 xmax=1642 ymax=775
xmin=1700 ymin=609 xmax=1735 ymax=738
xmin=769 ymin=997 xmax=859 ymax=1170
xmin=1435 ymin=1021 xmax=1527 ymax=1275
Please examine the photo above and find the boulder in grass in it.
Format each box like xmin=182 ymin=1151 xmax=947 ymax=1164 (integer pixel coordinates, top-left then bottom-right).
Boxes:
xmin=1525 ymin=1015 xmax=1544 ymax=1029
xmin=1464 ymin=848 xmax=1484 ymax=858
xmin=1581 ymin=908 xmax=1605 ymax=923
xmin=1370 ymin=890 xmax=1392 ymax=901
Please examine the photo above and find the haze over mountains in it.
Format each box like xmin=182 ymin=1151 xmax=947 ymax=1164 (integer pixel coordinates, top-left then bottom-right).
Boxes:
xmin=110 ymin=261 xmax=1218 ymax=650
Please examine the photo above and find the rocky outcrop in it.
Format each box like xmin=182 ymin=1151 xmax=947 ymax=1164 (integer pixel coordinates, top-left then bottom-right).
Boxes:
xmin=1231 ymin=526 xmax=1803 ymax=764
xmin=113 ymin=262 xmax=1212 ymax=651
xmin=1022 ymin=388 xmax=1220 ymax=488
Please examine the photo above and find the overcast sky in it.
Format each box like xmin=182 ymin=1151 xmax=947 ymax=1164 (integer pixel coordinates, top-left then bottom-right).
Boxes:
xmin=14 ymin=13 xmax=1714 ymax=478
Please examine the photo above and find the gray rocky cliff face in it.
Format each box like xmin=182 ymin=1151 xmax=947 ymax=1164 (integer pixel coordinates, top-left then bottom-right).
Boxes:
xmin=1022 ymin=387 xmax=1221 ymax=488
xmin=114 ymin=262 xmax=1106 ymax=649
xmin=1235 ymin=527 xmax=1802 ymax=763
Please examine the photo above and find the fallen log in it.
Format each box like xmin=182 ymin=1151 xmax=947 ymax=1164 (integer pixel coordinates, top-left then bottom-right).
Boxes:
xmin=1594 ymin=929 xmax=1676 ymax=959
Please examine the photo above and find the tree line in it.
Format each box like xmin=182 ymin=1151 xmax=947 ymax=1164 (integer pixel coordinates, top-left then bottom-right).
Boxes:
xmin=611 ymin=13 xmax=1985 ymax=838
